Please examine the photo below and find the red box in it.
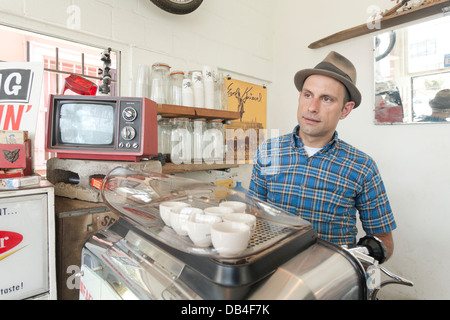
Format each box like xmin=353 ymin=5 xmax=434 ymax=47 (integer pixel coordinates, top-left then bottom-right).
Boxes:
xmin=0 ymin=140 xmax=32 ymax=175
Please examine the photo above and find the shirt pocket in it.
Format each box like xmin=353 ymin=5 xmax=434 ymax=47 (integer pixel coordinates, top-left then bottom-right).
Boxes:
xmin=266 ymin=170 xmax=306 ymax=215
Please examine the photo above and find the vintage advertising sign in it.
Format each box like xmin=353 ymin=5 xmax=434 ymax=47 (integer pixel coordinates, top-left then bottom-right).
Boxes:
xmin=225 ymin=78 xmax=267 ymax=164
xmin=0 ymin=194 xmax=49 ymax=300
xmin=0 ymin=62 xmax=44 ymax=145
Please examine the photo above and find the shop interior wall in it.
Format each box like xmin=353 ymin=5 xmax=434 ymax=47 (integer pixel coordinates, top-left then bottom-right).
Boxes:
xmin=0 ymin=0 xmax=273 ymax=185
xmin=271 ymin=0 xmax=450 ymax=300
xmin=1 ymin=0 xmax=447 ymax=300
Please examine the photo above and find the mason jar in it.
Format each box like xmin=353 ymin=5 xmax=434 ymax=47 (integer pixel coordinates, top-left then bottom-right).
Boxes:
xmin=158 ymin=118 xmax=172 ymax=162
xmin=168 ymin=70 xmax=185 ymax=106
xmin=170 ymin=118 xmax=192 ymax=164
xmin=150 ymin=62 xmax=171 ymax=104
xmin=204 ymin=119 xmax=224 ymax=163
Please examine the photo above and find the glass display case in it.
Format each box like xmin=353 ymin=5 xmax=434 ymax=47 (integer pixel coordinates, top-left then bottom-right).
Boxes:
xmin=102 ymin=166 xmax=314 ymax=262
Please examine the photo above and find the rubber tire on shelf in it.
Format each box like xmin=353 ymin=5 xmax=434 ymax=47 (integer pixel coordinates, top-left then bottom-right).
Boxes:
xmin=150 ymin=0 xmax=203 ymax=15
xmin=375 ymin=31 xmax=396 ymax=62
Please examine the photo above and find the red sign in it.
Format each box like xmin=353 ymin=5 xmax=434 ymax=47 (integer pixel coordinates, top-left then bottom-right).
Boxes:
xmin=0 ymin=231 xmax=23 ymax=255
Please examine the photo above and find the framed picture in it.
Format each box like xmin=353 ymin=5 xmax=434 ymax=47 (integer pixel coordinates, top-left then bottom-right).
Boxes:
xmin=225 ymin=78 xmax=267 ymax=164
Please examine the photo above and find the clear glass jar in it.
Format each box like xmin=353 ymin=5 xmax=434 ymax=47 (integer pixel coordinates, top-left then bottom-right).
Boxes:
xmin=150 ymin=62 xmax=171 ymax=104
xmin=204 ymin=119 xmax=224 ymax=163
xmin=192 ymin=118 xmax=207 ymax=163
xmin=170 ymin=118 xmax=192 ymax=164
xmin=158 ymin=118 xmax=172 ymax=162
xmin=168 ymin=71 xmax=185 ymax=106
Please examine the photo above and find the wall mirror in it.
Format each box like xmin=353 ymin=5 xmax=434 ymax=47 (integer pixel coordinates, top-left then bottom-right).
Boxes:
xmin=374 ymin=14 xmax=450 ymax=124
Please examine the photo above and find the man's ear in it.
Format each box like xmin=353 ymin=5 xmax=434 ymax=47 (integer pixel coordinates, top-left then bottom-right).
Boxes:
xmin=340 ymin=101 xmax=355 ymax=120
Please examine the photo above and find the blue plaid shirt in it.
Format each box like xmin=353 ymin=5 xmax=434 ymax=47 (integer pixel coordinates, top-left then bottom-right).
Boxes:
xmin=249 ymin=125 xmax=396 ymax=246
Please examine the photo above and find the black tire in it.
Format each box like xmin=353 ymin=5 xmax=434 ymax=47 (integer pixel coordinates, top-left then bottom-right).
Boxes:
xmin=150 ymin=0 xmax=203 ymax=15
xmin=375 ymin=31 xmax=396 ymax=62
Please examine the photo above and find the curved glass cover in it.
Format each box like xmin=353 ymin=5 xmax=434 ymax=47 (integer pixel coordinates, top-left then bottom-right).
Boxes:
xmin=102 ymin=166 xmax=312 ymax=260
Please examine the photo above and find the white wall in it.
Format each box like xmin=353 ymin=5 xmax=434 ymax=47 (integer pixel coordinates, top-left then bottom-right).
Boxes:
xmin=271 ymin=0 xmax=450 ymax=299
xmin=1 ymin=0 xmax=448 ymax=300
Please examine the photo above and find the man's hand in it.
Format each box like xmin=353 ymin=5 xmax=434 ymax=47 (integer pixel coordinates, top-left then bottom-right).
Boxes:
xmin=370 ymin=231 xmax=394 ymax=261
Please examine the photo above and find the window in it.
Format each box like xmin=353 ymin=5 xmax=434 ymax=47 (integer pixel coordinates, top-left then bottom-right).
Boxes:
xmin=0 ymin=25 xmax=120 ymax=173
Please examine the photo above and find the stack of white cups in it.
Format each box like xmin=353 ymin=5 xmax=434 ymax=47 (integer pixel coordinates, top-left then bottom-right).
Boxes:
xmin=182 ymin=78 xmax=194 ymax=107
xmin=203 ymin=66 xmax=215 ymax=109
xmin=192 ymin=71 xmax=204 ymax=108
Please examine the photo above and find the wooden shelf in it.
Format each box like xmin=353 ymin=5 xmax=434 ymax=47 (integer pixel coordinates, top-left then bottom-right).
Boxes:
xmin=157 ymin=104 xmax=241 ymax=121
xmin=162 ymin=162 xmax=239 ymax=174
xmin=308 ymin=0 xmax=450 ymax=49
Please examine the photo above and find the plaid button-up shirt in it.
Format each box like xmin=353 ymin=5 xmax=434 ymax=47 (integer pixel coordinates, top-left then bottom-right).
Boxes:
xmin=249 ymin=126 xmax=396 ymax=246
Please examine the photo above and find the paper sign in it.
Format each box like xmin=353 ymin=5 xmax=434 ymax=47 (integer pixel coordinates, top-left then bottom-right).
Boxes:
xmin=0 ymin=194 xmax=49 ymax=300
xmin=0 ymin=62 xmax=44 ymax=146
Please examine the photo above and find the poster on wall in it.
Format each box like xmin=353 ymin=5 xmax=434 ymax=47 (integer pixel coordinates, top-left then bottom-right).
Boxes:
xmin=225 ymin=78 xmax=267 ymax=164
xmin=0 ymin=62 xmax=44 ymax=146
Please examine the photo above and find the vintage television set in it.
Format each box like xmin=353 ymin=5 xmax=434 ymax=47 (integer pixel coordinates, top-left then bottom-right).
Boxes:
xmin=45 ymin=95 xmax=158 ymax=162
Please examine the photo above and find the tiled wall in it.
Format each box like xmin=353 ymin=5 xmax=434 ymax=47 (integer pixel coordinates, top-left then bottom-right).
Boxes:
xmin=0 ymin=0 xmax=275 ymax=95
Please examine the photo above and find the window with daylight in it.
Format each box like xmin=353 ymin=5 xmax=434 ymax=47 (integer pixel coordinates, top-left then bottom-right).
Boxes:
xmin=0 ymin=24 xmax=120 ymax=174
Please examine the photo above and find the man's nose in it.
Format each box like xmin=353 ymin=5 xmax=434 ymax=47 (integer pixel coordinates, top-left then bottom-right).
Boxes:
xmin=308 ymin=98 xmax=320 ymax=113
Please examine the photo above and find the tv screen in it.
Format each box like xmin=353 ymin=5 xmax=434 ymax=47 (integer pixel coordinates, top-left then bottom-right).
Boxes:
xmin=59 ymin=103 xmax=114 ymax=145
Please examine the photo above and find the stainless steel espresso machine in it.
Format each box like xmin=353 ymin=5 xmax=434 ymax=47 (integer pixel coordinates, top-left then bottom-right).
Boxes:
xmin=79 ymin=167 xmax=412 ymax=300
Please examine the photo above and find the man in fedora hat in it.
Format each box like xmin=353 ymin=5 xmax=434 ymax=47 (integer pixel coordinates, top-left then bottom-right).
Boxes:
xmin=420 ymin=89 xmax=450 ymax=122
xmin=249 ymin=51 xmax=396 ymax=260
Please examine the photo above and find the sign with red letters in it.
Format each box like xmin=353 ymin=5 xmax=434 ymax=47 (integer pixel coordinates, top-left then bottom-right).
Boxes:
xmin=0 ymin=62 xmax=44 ymax=146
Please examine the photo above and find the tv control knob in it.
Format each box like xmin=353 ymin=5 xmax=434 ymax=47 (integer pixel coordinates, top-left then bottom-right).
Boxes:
xmin=122 ymin=107 xmax=137 ymax=122
xmin=121 ymin=126 xmax=136 ymax=141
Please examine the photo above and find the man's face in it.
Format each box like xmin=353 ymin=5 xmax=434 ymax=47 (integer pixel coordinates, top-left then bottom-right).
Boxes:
xmin=297 ymin=74 xmax=355 ymax=147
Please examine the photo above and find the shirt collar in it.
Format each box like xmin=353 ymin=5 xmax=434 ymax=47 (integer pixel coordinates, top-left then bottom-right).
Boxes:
xmin=291 ymin=125 xmax=339 ymax=154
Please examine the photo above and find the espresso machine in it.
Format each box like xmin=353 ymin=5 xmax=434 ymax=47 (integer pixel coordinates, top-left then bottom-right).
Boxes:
xmin=79 ymin=167 xmax=412 ymax=300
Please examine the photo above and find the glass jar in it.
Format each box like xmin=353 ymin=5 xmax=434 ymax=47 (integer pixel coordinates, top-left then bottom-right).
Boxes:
xmin=192 ymin=118 xmax=207 ymax=163
xmin=158 ymin=118 xmax=172 ymax=162
xmin=204 ymin=119 xmax=224 ymax=163
xmin=150 ymin=62 xmax=171 ymax=104
xmin=170 ymin=118 xmax=192 ymax=164
xmin=168 ymin=71 xmax=185 ymax=106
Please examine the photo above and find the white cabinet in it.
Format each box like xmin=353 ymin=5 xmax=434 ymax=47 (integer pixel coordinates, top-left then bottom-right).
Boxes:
xmin=0 ymin=181 xmax=56 ymax=300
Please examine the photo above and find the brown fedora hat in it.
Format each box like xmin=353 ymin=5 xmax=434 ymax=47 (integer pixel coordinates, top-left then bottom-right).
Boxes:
xmin=294 ymin=51 xmax=362 ymax=108
xmin=429 ymin=89 xmax=450 ymax=110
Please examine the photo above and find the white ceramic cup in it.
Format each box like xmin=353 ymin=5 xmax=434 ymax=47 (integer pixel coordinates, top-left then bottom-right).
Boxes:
xmin=159 ymin=201 xmax=190 ymax=226
xmin=170 ymin=207 xmax=204 ymax=236
xmin=204 ymin=206 xmax=234 ymax=218
xmin=219 ymin=201 xmax=247 ymax=213
xmin=187 ymin=214 xmax=222 ymax=247
xmin=211 ymin=222 xmax=251 ymax=257
xmin=223 ymin=213 xmax=256 ymax=232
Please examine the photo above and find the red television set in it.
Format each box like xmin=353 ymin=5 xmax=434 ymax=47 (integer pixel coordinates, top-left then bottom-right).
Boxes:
xmin=45 ymin=95 xmax=158 ymax=161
